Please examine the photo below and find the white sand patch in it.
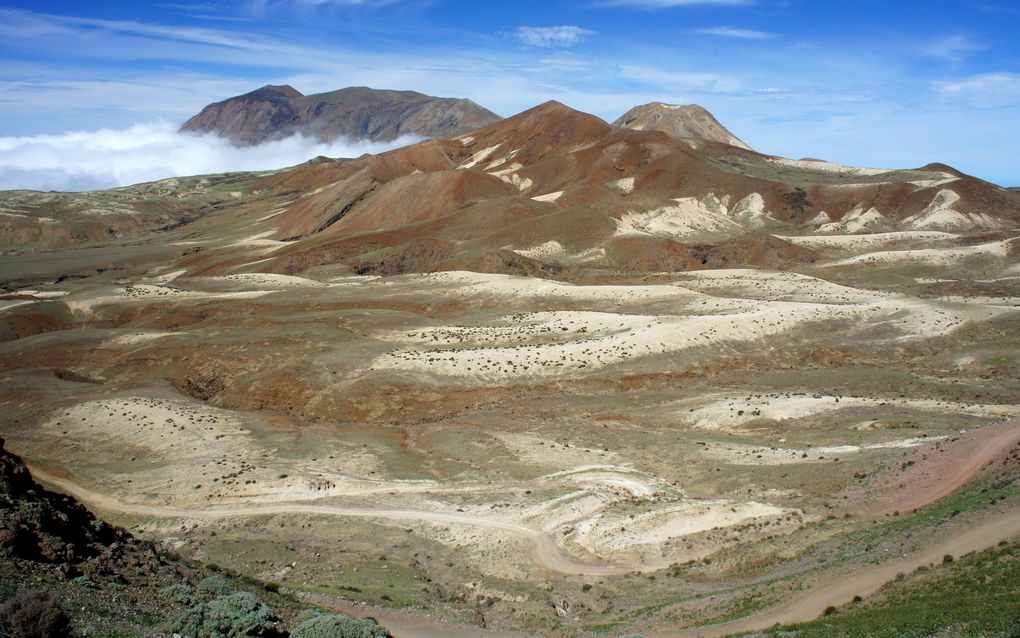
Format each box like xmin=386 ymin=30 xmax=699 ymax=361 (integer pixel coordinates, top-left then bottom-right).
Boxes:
xmin=776 ymin=231 xmax=958 ymax=251
xmin=606 ymin=177 xmax=635 ymax=194
xmin=209 ymin=273 xmax=327 ymax=288
xmin=484 ymin=149 xmax=520 ymax=170
xmin=371 ymin=305 xmax=838 ymax=382
xmin=0 ymin=300 xmax=34 ymax=312
xmin=807 ymin=211 xmax=831 ymax=226
xmin=903 ymin=189 xmax=1005 ymax=231
xmin=767 ymin=157 xmax=889 ymax=176
xmin=540 ymin=466 xmax=676 ymax=498
xmin=226 ymin=231 xmax=287 ymax=250
xmin=727 ymin=192 xmax=772 ymax=227
xmin=10 ymin=290 xmax=70 ymax=299
xmin=531 ymin=191 xmax=564 ymax=203
xmin=256 ymin=206 xmax=289 ymax=222
xmin=679 ymin=393 xmax=1020 ymax=431
xmin=509 ymin=241 xmax=604 ymax=263
xmin=498 ymin=173 xmax=533 ymax=191
xmin=909 ymin=174 xmax=960 ymax=189
xmin=616 ymin=195 xmax=742 ymax=238
xmin=699 ymin=435 xmax=949 ymax=465
xmin=62 ymin=285 xmax=274 ymax=316
xmin=416 ymin=271 xmax=699 ymax=303
xmin=370 ymin=272 xmax=1009 ymax=383
xmin=458 ymin=144 xmax=500 ymax=169
xmin=107 ymin=331 xmax=183 ymax=346
xmin=566 ymin=500 xmax=791 ymax=555
xmin=823 ymin=238 xmax=1017 ymax=267
xmin=818 ymin=205 xmax=888 ymax=234
xmin=675 ymin=269 xmax=893 ymax=305
xmin=488 ymin=162 xmax=523 ymax=178
xmin=151 ymin=269 xmax=187 ymax=284
xmin=458 ymin=135 xmax=474 ymax=146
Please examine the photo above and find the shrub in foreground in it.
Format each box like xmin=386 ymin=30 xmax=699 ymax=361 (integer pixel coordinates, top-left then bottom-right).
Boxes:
xmin=168 ymin=591 xmax=278 ymax=638
xmin=0 ymin=590 xmax=75 ymax=638
xmin=290 ymin=612 xmax=392 ymax=638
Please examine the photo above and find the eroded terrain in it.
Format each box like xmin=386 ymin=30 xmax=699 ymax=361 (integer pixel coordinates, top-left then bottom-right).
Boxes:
xmin=2 ymin=191 xmax=1019 ymax=635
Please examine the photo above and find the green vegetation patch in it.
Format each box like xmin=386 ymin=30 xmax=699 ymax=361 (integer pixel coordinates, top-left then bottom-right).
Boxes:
xmin=747 ymin=541 xmax=1020 ymax=637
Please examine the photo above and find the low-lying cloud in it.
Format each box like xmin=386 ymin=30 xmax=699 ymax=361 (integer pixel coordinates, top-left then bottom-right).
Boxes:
xmin=0 ymin=122 xmax=420 ymax=192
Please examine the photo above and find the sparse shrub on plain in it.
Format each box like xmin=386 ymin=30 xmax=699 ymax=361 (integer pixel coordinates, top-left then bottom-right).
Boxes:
xmin=0 ymin=590 xmax=75 ymax=638
xmin=290 ymin=612 xmax=391 ymax=638
xmin=168 ymin=591 xmax=278 ymax=638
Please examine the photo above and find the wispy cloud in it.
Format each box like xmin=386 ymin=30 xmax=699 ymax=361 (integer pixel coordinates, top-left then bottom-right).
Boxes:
xmin=936 ymin=72 xmax=1020 ymax=107
xmin=598 ymin=0 xmax=754 ymax=7
xmin=693 ymin=26 xmax=775 ymax=39
xmin=512 ymin=26 xmax=596 ymax=48
xmin=0 ymin=122 xmax=419 ymax=191
xmin=922 ymin=35 xmax=984 ymax=63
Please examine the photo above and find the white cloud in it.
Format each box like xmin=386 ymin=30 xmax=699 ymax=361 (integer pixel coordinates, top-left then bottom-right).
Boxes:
xmin=0 ymin=122 xmax=419 ymax=192
xmin=512 ymin=26 xmax=596 ymax=48
xmin=936 ymin=72 xmax=1020 ymax=107
xmin=692 ymin=26 xmax=775 ymax=39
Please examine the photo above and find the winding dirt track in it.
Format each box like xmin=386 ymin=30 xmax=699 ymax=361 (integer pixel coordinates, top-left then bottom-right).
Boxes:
xmin=873 ymin=420 xmax=1020 ymax=515
xmin=26 ymin=417 xmax=1020 ymax=636
xmin=656 ymin=417 xmax=1020 ymax=637
xmin=654 ymin=509 xmax=1020 ymax=638
xmin=25 ymin=464 xmax=626 ymax=577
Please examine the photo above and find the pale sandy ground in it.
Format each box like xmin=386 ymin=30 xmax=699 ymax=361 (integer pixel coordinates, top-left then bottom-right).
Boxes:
xmin=5 ymin=289 xmax=71 ymax=298
xmin=62 ymin=284 xmax=275 ymax=316
xmin=531 ymin=190 xmax=563 ymax=202
xmin=27 ymin=389 xmax=820 ymax=578
xmin=206 ymin=273 xmax=328 ymax=287
xmin=510 ymin=240 xmax=605 ymax=263
xmin=615 ymin=193 xmax=776 ymax=239
xmin=677 ymin=392 xmax=1020 ymax=431
xmin=105 ymin=330 xmax=184 ymax=346
xmin=607 ymin=177 xmax=635 ymax=194
xmin=225 ymin=230 xmax=289 ymax=250
xmin=823 ymin=237 xmax=1018 ymax=267
xmin=775 ymin=231 xmax=958 ymax=251
xmin=697 ymin=435 xmax=949 ymax=465
xmin=417 ymin=271 xmax=700 ymax=302
xmin=903 ymin=189 xmax=1005 ymax=231
xmin=370 ymin=292 xmax=1009 ymax=383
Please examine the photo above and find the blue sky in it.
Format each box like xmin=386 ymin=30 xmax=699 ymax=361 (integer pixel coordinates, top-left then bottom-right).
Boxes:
xmin=1 ymin=0 xmax=1019 ymax=185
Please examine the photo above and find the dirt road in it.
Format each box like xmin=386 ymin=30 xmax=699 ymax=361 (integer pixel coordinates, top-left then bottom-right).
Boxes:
xmin=653 ymin=508 xmax=1020 ymax=637
xmin=872 ymin=419 xmax=1020 ymax=515
xmin=26 ymin=464 xmax=627 ymax=577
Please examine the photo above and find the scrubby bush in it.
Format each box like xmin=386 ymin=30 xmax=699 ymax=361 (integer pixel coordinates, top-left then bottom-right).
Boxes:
xmin=290 ymin=612 xmax=391 ymax=638
xmin=196 ymin=576 xmax=233 ymax=599
xmin=160 ymin=583 xmax=196 ymax=605
xmin=0 ymin=590 xmax=75 ymax=638
xmin=169 ymin=591 xmax=277 ymax=638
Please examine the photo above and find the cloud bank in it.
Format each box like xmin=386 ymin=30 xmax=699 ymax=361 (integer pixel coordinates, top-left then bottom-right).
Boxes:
xmin=0 ymin=122 xmax=419 ymax=192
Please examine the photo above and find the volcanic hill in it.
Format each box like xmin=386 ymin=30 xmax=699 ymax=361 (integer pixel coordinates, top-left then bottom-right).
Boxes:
xmin=171 ymin=100 xmax=1020 ymax=279
xmin=180 ymin=85 xmax=503 ymax=146
xmin=613 ymin=102 xmax=753 ymax=150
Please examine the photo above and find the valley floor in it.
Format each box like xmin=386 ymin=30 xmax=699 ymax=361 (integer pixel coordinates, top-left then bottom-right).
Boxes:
xmin=1 ymin=214 xmax=1019 ymax=636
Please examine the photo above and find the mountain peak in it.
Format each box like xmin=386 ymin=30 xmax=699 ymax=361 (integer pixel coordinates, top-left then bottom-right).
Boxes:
xmin=613 ymin=102 xmax=751 ymax=150
xmin=180 ymin=85 xmax=502 ymax=146
xmin=248 ymin=84 xmax=303 ymax=99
